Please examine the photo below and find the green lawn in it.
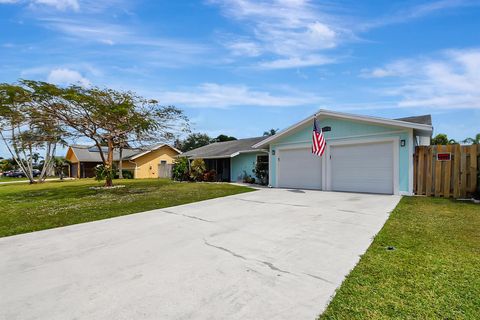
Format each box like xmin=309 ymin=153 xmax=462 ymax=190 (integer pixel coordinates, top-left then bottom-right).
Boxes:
xmin=320 ymin=197 xmax=480 ymax=319
xmin=0 ymin=179 xmax=253 ymax=238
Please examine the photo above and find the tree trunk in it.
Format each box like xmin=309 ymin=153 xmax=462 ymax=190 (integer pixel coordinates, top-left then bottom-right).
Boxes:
xmin=118 ymin=147 xmax=124 ymax=179
xmin=105 ymin=139 xmax=114 ymax=187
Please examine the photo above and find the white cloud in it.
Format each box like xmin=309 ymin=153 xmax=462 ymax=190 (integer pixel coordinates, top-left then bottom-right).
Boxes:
xmin=39 ymin=18 xmax=207 ymax=53
xmin=226 ymin=40 xmax=262 ymax=57
xmin=157 ymin=83 xmax=323 ymax=108
xmin=361 ymin=60 xmax=414 ymax=78
xmin=210 ymin=0 xmax=344 ymax=68
xmin=47 ymin=68 xmax=90 ymax=87
xmin=259 ymin=55 xmax=334 ymax=69
xmin=366 ymin=48 xmax=480 ymax=109
xmin=33 ymin=0 xmax=79 ymax=11
xmin=0 ymin=0 xmax=128 ymax=12
xmin=360 ymin=0 xmax=480 ymax=30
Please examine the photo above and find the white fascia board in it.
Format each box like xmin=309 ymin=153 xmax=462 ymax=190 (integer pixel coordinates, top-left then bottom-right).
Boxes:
xmin=230 ymin=149 xmax=269 ymax=157
xmin=130 ymin=144 xmax=182 ymax=160
xmin=252 ymin=109 xmax=433 ymax=148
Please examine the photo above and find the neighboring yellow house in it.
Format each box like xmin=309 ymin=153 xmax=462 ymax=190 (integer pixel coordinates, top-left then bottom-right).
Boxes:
xmin=65 ymin=144 xmax=181 ymax=179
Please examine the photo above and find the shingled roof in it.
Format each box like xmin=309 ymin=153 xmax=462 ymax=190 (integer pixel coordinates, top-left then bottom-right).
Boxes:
xmin=395 ymin=114 xmax=432 ymax=125
xmin=182 ymin=137 xmax=268 ymax=159
xmin=69 ymin=144 xmax=180 ymax=162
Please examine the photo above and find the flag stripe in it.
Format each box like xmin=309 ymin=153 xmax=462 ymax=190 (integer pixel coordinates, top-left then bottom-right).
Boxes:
xmin=312 ymin=119 xmax=326 ymax=157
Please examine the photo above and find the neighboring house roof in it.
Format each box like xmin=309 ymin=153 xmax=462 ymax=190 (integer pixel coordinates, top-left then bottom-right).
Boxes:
xmin=395 ymin=114 xmax=432 ymax=126
xmin=252 ymin=109 xmax=434 ymax=149
xmin=129 ymin=144 xmax=182 ymax=160
xmin=68 ymin=144 xmax=180 ymax=162
xmin=181 ymin=137 xmax=269 ymax=159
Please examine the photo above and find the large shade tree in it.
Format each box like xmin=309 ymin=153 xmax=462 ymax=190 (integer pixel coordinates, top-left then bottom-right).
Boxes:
xmin=22 ymin=81 xmax=189 ymax=187
xmin=176 ymin=133 xmax=212 ymax=152
xmin=0 ymin=83 xmax=65 ymax=183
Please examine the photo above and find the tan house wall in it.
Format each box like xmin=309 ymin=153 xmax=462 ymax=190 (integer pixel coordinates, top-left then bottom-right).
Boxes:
xmin=66 ymin=145 xmax=179 ymax=179
xmin=65 ymin=147 xmax=81 ymax=178
xmin=65 ymin=148 xmax=79 ymax=163
xmin=126 ymin=146 xmax=179 ymax=179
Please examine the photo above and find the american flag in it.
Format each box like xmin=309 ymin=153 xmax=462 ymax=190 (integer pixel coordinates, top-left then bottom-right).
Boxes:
xmin=312 ymin=119 xmax=326 ymax=156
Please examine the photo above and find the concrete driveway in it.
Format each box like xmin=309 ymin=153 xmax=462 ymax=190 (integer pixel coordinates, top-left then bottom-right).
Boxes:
xmin=0 ymin=188 xmax=400 ymax=320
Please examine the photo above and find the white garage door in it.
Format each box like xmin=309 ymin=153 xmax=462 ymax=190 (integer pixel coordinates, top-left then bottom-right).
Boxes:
xmin=278 ymin=147 xmax=322 ymax=189
xmin=330 ymin=141 xmax=394 ymax=194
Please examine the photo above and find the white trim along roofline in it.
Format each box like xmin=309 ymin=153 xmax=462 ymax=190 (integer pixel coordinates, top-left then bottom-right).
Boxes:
xmin=130 ymin=144 xmax=182 ymax=160
xmin=252 ymin=109 xmax=433 ymax=149
xmin=182 ymin=149 xmax=269 ymax=159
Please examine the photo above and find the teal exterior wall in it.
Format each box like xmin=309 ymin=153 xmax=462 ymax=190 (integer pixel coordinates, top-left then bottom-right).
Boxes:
xmin=269 ymin=117 xmax=412 ymax=193
xmin=230 ymin=152 xmax=265 ymax=182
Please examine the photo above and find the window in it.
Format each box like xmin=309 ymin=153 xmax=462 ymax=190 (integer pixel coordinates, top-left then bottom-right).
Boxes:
xmin=160 ymin=160 xmax=167 ymax=164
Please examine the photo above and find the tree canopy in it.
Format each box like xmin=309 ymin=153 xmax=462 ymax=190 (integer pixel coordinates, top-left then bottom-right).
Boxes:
xmin=0 ymin=80 xmax=189 ymax=186
xmin=211 ymin=134 xmax=237 ymax=142
xmin=176 ymin=133 xmax=212 ymax=152
xmin=431 ymin=133 xmax=457 ymax=145
xmin=263 ymin=128 xmax=278 ymax=136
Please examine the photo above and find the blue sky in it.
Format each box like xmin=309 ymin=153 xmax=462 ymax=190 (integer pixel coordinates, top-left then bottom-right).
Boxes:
xmin=1 ymin=0 xmax=479 ymax=157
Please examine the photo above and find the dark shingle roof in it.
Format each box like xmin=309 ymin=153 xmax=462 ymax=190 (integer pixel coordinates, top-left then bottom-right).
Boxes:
xmin=69 ymin=144 xmax=179 ymax=162
xmin=395 ymin=114 xmax=432 ymax=125
xmin=182 ymin=137 xmax=268 ymax=158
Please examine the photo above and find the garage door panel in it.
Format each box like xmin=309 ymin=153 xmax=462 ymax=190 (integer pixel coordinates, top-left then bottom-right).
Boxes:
xmin=331 ymin=142 xmax=394 ymax=194
xmin=278 ymin=148 xmax=322 ymax=189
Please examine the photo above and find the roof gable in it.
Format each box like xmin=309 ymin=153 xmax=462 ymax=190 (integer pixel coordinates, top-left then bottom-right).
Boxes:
xmin=253 ymin=109 xmax=433 ymax=148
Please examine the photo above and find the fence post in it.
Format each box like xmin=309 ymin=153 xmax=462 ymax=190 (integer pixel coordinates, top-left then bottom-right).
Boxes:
xmin=443 ymin=145 xmax=452 ymax=198
xmin=470 ymin=144 xmax=478 ymax=194
xmin=434 ymin=145 xmax=442 ymax=197
xmin=417 ymin=147 xmax=425 ymax=195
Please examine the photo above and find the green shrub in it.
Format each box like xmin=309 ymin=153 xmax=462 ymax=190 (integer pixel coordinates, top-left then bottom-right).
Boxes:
xmin=121 ymin=170 xmax=134 ymax=179
xmin=242 ymin=171 xmax=256 ymax=184
xmin=203 ymin=169 xmax=217 ymax=182
xmin=253 ymin=160 xmax=268 ymax=185
xmin=172 ymin=157 xmax=190 ymax=181
xmin=190 ymin=158 xmax=206 ymax=182
xmin=94 ymin=164 xmax=116 ymax=182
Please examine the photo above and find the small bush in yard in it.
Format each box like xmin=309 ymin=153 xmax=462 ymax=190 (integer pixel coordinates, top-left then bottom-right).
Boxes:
xmin=172 ymin=157 xmax=190 ymax=181
xmin=190 ymin=158 xmax=206 ymax=182
xmin=203 ymin=170 xmax=217 ymax=182
xmin=242 ymin=171 xmax=256 ymax=184
xmin=115 ymin=170 xmax=133 ymax=179
xmin=94 ymin=164 xmax=116 ymax=182
xmin=253 ymin=161 xmax=268 ymax=185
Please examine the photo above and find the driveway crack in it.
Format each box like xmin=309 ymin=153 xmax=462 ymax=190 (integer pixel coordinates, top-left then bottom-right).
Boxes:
xmin=203 ymin=239 xmax=294 ymax=276
xmin=203 ymin=239 xmax=247 ymax=260
xmin=304 ymin=273 xmax=335 ymax=284
xmin=161 ymin=210 xmax=212 ymax=223
xmin=258 ymin=261 xmax=291 ymax=274
xmin=234 ymin=198 xmax=310 ymax=208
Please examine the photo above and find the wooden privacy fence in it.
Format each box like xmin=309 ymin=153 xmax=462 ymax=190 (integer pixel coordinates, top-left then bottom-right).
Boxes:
xmin=414 ymin=145 xmax=479 ymax=198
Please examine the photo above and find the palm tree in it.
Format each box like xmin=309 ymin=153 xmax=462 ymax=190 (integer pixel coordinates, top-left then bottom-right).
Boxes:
xmin=462 ymin=133 xmax=480 ymax=145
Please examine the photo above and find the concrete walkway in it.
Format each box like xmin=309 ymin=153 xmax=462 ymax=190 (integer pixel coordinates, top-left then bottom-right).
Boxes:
xmin=0 ymin=189 xmax=401 ymax=320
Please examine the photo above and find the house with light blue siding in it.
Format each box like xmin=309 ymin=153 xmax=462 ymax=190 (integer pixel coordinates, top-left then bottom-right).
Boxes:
xmin=181 ymin=137 xmax=268 ymax=182
xmin=252 ymin=110 xmax=433 ymax=195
